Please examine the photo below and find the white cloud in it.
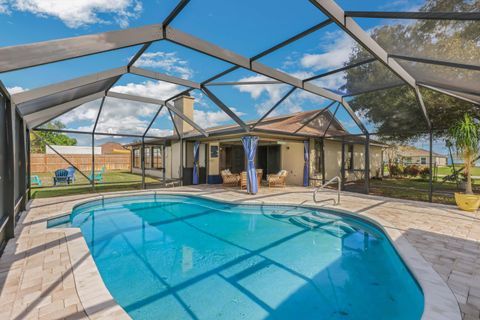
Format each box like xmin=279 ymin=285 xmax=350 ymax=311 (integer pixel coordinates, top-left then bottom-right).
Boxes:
xmin=134 ymin=52 xmax=194 ymax=80
xmin=0 ymin=0 xmax=9 ymax=14
xmin=95 ymin=80 xmax=179 ymax=135
xmin=300 ymin=32 xmax=355 ymax=71
xmin=2 ymin=0 xmax=142 ymax=28
xmin=234 ymin=75 xmax=286 ymax=100
xmin=7 ymin=86 xmax=26 ymax=94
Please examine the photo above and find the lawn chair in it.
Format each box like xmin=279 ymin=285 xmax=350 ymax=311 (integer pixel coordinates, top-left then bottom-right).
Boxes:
xmin=89 ymin=165 xmax=105 ymax=182
xmin=267 ymin=170 xmax=288 ymax=188
xmin=66 ymin=166 xmax=76 ymax=183
xmin=53 ymin=169 xmax=70 ymax=186
xmin=31 ymin=175 xmax=42 ymax=186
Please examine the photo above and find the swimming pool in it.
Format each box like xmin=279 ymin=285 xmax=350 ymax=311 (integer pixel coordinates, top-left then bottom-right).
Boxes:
xmin=61 ymin=194 xmax=424 ymax=319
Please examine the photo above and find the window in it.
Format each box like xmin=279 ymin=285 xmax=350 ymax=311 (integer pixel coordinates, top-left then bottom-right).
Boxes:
xmin=133 ymin=149 xmax=140 ymax=168
xmin=153 ymin=147 xmax=163 ymax=169
xmin=421 ymin=157 xmax=427 ymax=165
xmin=145 ymin=147 xmax=151 ymax=169
xmin=345 ymin=144 xmax=354 ymax=171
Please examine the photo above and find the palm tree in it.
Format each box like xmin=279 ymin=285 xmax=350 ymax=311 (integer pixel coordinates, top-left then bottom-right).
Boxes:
xmin=449 ymin=114 xmax=480 ymax=194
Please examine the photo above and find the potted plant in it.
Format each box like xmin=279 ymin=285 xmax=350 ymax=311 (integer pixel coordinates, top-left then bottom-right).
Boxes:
xmin=450 ymin=114 xmax=480 ymax=211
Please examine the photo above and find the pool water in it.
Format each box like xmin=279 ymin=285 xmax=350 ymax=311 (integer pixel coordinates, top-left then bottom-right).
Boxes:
xmin=67 ymin=194 xmax=423 ymax=319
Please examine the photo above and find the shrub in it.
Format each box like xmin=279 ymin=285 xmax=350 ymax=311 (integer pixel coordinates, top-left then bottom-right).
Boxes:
xmin=403 ymin=165 xmax=420 ymax=177
xmin=388 ymin=164 xmax=404 ymax=177
xmin=419 ymin=167 xmax=430 ymax=179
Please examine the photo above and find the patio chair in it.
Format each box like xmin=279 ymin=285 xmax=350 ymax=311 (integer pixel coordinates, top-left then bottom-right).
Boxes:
xmin=267 ymin=170 xmax=288 ymax=188
xmin=53 ymin=169 xmax=70 ymax=186
xmin=221 ymin=169 xmax=240 ymax=187
xmin=66 ymin=166 xmax=76 ymax=183
xmin=89 ymin=165 xmax=105 ymax=182
xmin=31 ymin=175 xmax=42 ymax=186
xmin=240 ymin=171 xmax=248 ymax=190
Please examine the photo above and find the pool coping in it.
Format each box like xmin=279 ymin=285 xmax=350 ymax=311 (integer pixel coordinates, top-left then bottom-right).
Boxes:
xmin=44 ymin=189 xmax=461 ymax=320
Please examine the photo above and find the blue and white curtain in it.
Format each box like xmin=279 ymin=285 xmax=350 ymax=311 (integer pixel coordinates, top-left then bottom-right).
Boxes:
xmin=241 ymin=136 xmax=259 ymax=194
xmin=303 ymin=140 xmax=309 ymax=187
xmin=193 ymin=141 xmax=200 ymax=185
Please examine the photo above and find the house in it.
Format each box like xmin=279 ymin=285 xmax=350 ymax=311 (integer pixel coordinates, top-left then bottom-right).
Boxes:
xmin=100 ymin=142 xmax=130 ymax=155
xmin=128 ymin=95 xmax=386 ymax=186
xmin=398 ymin=146 xmax=448 ymax=167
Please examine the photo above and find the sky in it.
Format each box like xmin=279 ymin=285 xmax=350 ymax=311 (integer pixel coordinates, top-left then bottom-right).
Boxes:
xmin=0 ymin=0 xmax=432 ymax=147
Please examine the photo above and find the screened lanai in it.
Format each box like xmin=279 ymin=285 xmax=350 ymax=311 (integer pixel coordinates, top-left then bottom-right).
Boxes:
xmin=0 ymin=0 xmax=479 ymax=244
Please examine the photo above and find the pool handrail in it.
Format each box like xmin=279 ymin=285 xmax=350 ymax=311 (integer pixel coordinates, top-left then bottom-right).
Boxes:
xmin=313 ymin=176 xmax=341 ymax=205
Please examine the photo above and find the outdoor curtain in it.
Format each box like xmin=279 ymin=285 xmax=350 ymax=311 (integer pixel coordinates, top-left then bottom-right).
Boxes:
xmin=303 ymin=140 xmax=309 ymax=187
xmin=193 ymin=141 xmax=200 ymax=185
xmin=241 ymin=136 xmax=259 ymax=194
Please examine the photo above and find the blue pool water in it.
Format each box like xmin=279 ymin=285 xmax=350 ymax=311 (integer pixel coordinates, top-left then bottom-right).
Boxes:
xmin=65 ymin=194 xmax=423 ymax=319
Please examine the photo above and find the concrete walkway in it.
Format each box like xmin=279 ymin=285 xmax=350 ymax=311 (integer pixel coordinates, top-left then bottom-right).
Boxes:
xmin=0 ymin=186 xmax=479 ymax=319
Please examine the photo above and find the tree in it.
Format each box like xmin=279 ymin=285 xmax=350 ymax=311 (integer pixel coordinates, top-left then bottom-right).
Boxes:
xmin=449 ymin=114 xmax=480 ymax=194
xmin=30 ymin=121 xmax=77 ymax=153
xmin=343 ymin=0 xmax=480 ymax=142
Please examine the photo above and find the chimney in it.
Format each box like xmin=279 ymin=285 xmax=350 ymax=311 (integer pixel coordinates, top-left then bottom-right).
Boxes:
xmin=173 ymin=95 xmax=194 ymax=134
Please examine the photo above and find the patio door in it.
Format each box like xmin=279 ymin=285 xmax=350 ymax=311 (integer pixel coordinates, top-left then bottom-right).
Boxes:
xmin=257 ymin=145 xmax=281 ymax=179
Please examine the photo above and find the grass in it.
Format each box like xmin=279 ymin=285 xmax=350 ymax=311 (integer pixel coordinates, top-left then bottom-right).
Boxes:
xmin=384 ymin=165 xmax=480 ymax=177
xmin=435 ymin=165 xmax=480 ymax=176
xmin=363 ymin=177 xmax=480 ymax=205
xmin=31 ymin=171 xmax=162 ymax=199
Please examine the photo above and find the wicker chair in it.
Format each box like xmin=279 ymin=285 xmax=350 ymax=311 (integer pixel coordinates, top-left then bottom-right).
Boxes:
xmin=267 ymin=170 xmax=288 ymax=188
xmin=221 ymin=169 xmax=240 ymax=187
xmin=240 ymin=171 xmax=248 ymax=190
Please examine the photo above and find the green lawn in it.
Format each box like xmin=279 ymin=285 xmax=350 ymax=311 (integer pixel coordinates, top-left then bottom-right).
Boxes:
xmin=365 ymin=177 xmax=478 ymax=205
xmin=31 ymin=171 xmax=162 ymax=199
xmin=435 ymin=165 xmax=480 ymax=176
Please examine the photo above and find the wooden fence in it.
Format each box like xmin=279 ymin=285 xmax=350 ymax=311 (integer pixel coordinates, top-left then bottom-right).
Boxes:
xmin=31 ymin=154 xmax=131 ymax=173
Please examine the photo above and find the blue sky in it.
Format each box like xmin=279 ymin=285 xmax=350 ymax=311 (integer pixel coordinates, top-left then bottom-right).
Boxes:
xmin=0 ymin=0 xmax=430 ymax=147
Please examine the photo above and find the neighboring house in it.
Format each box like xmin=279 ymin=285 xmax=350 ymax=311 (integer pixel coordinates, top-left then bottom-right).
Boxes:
xmin=100 ymin=142 xmax=130 ymax=155
xmin=398 ymin=146 xmax=448 ymax=167
xmin=127 ymin=95 xmax=386 ymax=186
xmin=46 ymin=145 xmax=101 ymax=155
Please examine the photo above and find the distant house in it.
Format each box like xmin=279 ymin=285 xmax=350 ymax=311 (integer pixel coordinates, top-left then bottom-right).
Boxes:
xmin=100 ymin=142 xmax=130 ymax=155
xmin=398 ymin=146 xmax=447 ymax=167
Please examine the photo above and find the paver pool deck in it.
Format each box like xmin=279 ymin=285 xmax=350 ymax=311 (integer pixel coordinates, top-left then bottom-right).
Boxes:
xmin=0 ymin=185 xmax=479 ymax=319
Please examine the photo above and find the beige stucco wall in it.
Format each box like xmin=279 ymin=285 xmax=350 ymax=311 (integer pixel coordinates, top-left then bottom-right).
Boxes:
xmin=280 ymin=141 xmax=305 ymax=186
xmin=164 ymin=142 xmax=181 ymax=180
xmin=208 ymin=142 xmax=220 ymax=176
xmin=405 ymin=156 xmax=447 ymax=167
xmin=323 ymin=140 xmax=343 ymax=181
xmin=321 ymin=140 xmax=383 ymax=182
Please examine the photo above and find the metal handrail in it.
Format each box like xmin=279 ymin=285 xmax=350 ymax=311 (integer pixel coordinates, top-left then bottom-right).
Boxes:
xmin=313 ymin=176 xmax=341 ymax=205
